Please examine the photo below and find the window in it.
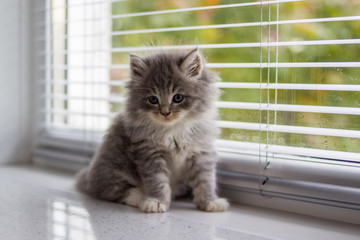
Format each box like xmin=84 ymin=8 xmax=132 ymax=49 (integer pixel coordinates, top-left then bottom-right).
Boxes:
xmin=33 ymin=0 xmax=360 ymax=211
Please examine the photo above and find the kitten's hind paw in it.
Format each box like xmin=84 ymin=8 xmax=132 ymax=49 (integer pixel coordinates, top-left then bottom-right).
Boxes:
xmin=139 ymin=198 xmax=169 ymax=213
xmin=202 ymin=198 xmax=229 ymax=212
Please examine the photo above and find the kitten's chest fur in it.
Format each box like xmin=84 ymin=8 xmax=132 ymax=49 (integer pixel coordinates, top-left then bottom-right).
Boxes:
xmin=167 ymin=139 xmax=192 ymax=179
xmin=156 ymin=123 xmax=206 ymax=184
xmin=163 ymin=137 xmax=194 ymax=195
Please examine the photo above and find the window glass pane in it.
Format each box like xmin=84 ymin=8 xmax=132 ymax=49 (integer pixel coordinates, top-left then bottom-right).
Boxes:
xmin=45 ymin=0 xmax=360 ymax=157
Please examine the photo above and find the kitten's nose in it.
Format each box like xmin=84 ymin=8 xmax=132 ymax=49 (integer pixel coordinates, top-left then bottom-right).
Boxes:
xmin=160 ymin=106 xmax=171 ymax=117
xmin=160 ymin=111 xmax=171 ymax=117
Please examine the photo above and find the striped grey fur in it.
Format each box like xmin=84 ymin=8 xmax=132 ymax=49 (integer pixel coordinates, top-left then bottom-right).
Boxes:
xmin=76 ymin=48 xmax=229 ymax=213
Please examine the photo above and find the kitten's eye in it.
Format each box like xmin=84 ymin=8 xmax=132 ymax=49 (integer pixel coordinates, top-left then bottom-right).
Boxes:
xmin=148 ymin=96 xmax=159 ymax=104
xmin=173 ymin=94 xmax=184 ymax=103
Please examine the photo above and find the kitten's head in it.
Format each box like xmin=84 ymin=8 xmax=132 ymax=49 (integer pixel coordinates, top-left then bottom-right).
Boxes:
xmin=126 ymin=48 xmax=219 ymax=126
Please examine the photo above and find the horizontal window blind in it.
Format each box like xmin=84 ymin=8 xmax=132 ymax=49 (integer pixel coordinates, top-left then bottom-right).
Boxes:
xmin=33 ymin=0 xmax=360 ymax=209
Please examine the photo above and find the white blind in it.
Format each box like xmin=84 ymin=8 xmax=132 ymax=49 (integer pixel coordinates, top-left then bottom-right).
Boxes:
xmin=33 ymin=0 xmax=360 ymax=209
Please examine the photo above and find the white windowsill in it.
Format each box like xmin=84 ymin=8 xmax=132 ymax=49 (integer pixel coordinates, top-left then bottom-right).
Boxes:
xmin=0 ymin=163 xmax=359 ymax=240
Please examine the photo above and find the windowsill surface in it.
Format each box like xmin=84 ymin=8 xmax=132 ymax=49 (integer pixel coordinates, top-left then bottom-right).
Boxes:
xmin=0 ymin=164 xmax=359 ymax=240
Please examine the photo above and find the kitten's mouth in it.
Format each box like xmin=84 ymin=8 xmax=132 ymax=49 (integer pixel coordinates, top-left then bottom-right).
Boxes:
xmin=153 ymin=113 xmax=179 ymax=124
xmin=160 ymin=115 xmax=176 ymax=122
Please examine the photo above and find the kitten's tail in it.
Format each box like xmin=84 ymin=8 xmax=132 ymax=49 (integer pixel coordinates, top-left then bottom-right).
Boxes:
xmin=75 ymin=168 xmax=90 ymax=193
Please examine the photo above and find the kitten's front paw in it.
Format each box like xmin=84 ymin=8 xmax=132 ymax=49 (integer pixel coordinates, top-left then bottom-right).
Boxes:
xmin=139 ymin=198 xmax=169 ymax=213
xmin=199 ymin=198 xmax=229 ymax=212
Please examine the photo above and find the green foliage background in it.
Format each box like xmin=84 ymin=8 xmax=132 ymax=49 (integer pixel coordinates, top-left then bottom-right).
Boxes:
xmin=111 ymin=0 xmax=360 ymax=153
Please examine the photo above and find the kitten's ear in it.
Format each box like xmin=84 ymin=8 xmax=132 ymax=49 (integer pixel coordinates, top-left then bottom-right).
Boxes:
xmin=180 ymin=48 xmax=203 ymax=78
xmin=129 ymin=54 xmax=148 ymax=78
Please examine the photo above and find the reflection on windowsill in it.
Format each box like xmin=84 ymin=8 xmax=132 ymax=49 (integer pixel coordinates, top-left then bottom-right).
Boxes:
xmin=49 ymin=198 xmax=96 ymax=240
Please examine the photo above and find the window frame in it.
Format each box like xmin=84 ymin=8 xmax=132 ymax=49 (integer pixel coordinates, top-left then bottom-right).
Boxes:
xmin=32 ymin=0 xmax=360 ymax=222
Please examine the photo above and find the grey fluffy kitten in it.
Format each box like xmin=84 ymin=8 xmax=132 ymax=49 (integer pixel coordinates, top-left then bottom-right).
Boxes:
xmin=76 ymin=48 xmax=229 ymax=213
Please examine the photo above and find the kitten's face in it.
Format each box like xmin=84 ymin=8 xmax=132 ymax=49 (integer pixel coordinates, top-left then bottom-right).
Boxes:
xmin=127 ymin=49 xmax=217 ymax=126
xmin=145 ymin=91 xmax=187 ymax=125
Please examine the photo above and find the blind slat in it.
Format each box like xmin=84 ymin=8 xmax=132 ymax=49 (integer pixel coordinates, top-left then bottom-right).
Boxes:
xmin=207 ymin=62 xmax=360 ymax=68
xmin=217 ymin=121 xmax=360 ymax=139
xmin=112 ymin=39 xmax=360 ymax=52
xmin=36 ymin=39 xmax=360 ymax=55
xmin=38 ymin=79 xmax=127 ymax=86
xmin=111 ymin=15 xmax=360 ymax=36
xmin=34 ymin=0 xmax=124 ymax=12
xmin=41 ymin=109 xmax=116 ymax=118
xmin=216 ymin=101 xmax=360 ymax=115
xmin=36 ymin=62 xmax=360 ymax=70
xmin=42 ymin=94 xmax=126 ymax=103
xmin=216 ymin=140 xmax=360 ymax=163
xmin=215 ymin=83 xmax=360 ymax=91
xmin=40 ymin=80 xmax=360 ymax=92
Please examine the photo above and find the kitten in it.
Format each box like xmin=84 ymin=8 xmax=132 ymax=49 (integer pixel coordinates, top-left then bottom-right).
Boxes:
xmin=76 ymin=48 xmax=229 ymax=213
